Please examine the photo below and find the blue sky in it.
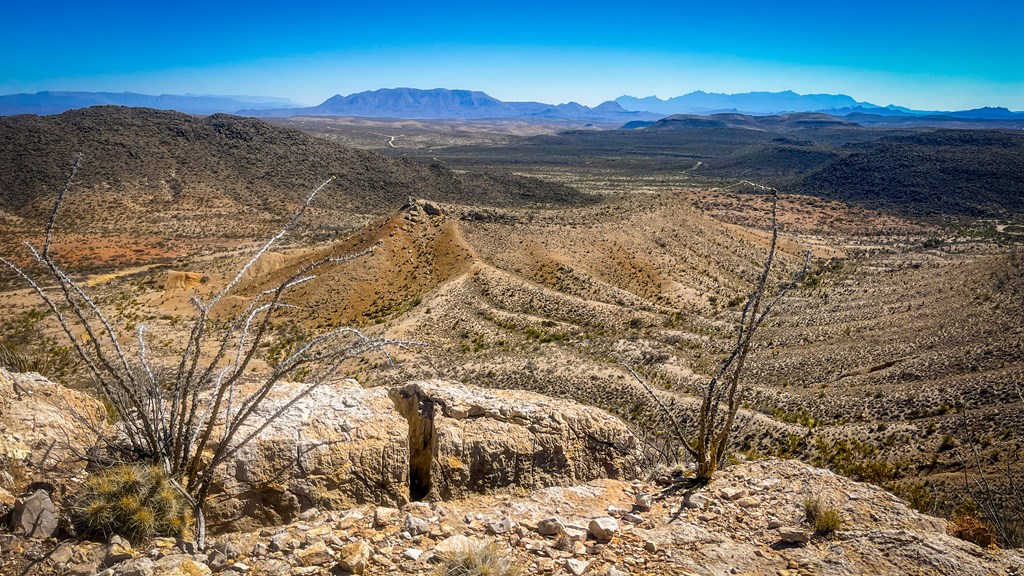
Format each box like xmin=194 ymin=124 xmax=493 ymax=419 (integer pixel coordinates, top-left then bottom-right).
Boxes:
xmin=3 ymin=1 xmax=1022 ymax=110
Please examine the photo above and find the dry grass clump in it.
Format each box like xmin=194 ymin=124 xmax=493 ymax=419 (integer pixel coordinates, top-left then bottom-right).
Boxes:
xmin=433 ymin=538 xmax=523 ymax=576
xmin=803 ymin=495 xmax=842 ymax=537
xmin=70 ymin=464 xmax=192 ymax=544
xmin=0 ymin=340 xmax=30 ymax=373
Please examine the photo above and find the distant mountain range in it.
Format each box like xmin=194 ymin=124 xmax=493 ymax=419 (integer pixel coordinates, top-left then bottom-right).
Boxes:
xmin=614 ymin=90 xmax=1024 ymax=122
xmin=0 ymin=91 xmax=299 ymax=116
xmin=615 ymin=91 xmax=865 ymax=115
xmin=1 ymin=88 xmax=1021 ymax=128
xmin=245 ymin=88 xmax=661 ymax=123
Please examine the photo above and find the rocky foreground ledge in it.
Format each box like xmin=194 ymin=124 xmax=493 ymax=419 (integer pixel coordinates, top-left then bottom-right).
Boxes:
xmin=1 ymin=369 xmax=1022 ymax=575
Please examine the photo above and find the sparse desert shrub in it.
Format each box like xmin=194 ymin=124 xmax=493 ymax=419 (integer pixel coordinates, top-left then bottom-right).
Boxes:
xmin=433 ymin=538 xmax=523 ymax=576
xmin=949 ymin=512 xmax=998 ymax=548
xmin=0 ymin=339 xmax=30 ymax=372
xmin=71 ymin=464 xmax=192 ymax=544
xmin=628 ymin=183 xmax=810 ymax=483
xmin=804 ymin=496 xmax=842 ymax=537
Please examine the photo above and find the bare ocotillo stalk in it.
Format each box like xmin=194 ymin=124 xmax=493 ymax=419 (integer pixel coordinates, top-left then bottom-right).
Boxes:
xmin=631 ymin=183 xmax=810 ymax=483
xmin=1 ymin=157 xmax=416 ymax=548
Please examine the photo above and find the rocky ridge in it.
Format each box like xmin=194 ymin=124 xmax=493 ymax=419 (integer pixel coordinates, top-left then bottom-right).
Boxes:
xmin=3 ymin=459 xmax=1020 ymax=575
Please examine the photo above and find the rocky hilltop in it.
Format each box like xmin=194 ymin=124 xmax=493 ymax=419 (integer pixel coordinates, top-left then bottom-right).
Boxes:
xmin=1 ymin=369 xmax=1021 ymax=575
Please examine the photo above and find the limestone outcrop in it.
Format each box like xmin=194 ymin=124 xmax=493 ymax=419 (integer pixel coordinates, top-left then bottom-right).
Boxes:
xmin=0 ymin=369 xmax=110 ymax=493
xmin=211 ymin=379 xmax=641 ymax=531
xmin=389 ymin=380 xmax=641 ymax=501
xmin=1 ymin=370 xmax=643 ymax=534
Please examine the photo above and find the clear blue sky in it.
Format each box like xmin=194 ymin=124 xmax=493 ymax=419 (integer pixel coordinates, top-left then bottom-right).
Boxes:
xmin=3 ymin=0 xmax=1022 ymax=110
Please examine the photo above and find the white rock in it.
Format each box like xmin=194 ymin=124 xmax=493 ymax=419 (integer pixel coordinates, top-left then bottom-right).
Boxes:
xmin=588 ymin=517 xmax=619 ymax=542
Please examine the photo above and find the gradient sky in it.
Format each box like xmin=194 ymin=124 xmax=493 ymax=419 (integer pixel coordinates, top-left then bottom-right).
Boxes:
xmin=3 ymin=0 xmax=1022 ymax=110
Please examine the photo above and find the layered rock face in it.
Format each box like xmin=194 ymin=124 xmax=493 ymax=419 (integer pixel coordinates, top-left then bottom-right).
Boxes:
xmin=1 ymin=370 xmax=642 ymax=533
xmin=0 ymin=369 xmax=110 ymax=493
xmin=211 ymin=379 xmax=641 ymax=531
xmin=389 ymin=381 xmax=641 ymax=501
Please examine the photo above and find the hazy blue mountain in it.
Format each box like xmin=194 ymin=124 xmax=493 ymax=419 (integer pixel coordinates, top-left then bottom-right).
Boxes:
xmin=247 ymin=88 xmax=661 ymax=123
xmin=0 ymin=91 xmax=298 ymax=115
xmin=946 ymin=107 xmax=1023 ymax=119
xmin=615 ymin=90 xmax=868 ymax=115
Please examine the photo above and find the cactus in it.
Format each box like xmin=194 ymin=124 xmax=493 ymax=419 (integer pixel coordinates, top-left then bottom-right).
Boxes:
xmin=70 ymin=464 xmax=192 ymax=544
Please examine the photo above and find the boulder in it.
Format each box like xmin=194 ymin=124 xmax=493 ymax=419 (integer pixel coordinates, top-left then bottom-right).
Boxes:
xmin=337 ymin=541 xmax=372 ymax=574
xmin=212 ymin=378 xmax=640 ymax=532
xmin=10 ymin=489 xmax=59 ymax=538
xmin=0 ymin=369 xmax=109 ymax=489
xmin=209 ymin=380 xmax=409 ymax=532
xmin=389 ymin=380 xmax=641 ymax=501
xmin=588 ymin=517 xmax=619 ymax=542
xmin=294 ymin=540 xmax=332 ymax=567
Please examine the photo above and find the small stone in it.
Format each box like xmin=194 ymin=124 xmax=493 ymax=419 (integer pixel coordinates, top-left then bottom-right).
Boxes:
xmin=0 ymin=534 xmax=22 ymax=554
xmin=720 ymin=487 xmax=746 ymax=501
xmin=111 ymin=557 xmax=155 ymax=576
xmin=295 ymin=541 xmax=333 ymax=567
xmin=698 ymin=513 xmax=718 ymax=522
xmin=622 ymin=513 xmax=643 ymax=525
xmin=404 ymin=513 xmax=430 ymax=536
xmin=587 ymin=517 xmax=619 ymax=543
xmin=251 ymin=542 xmax=268 ymax=557
xmin=634 ymin=493 xmax=652 ymax=511
xmin=606 ymin=506 xmax=629 ymax=517
xmin=403 ymin=548 xmax=423 ymax=561
xmin=206 ymin=550 xmax=228 ymax=572
xmin=737 ymin=496 xmax=761 ymax=508
xmin=298 ymin=507 xmax=319 ymax=521
xmin=229 ymin=562 xmax=250 ymax=573
xmin=268 ymin=533 xmax=290 ymax=552
xmin=250 ymin=559 xmax=288 ymax=576
xmin=683 ymin=491 xmax=706 ymax=510
xmin=566 ymin=558 xmax=591 ymax=575
xmin=767 ymin=517 xmax=783 ymax=529
xmin=335 ymin=510 xmax=364 ymax=530
xmin=788 ymin=559 xmax=800 ymax=569
xmin=537 ymin=517 xmax=565 ymax=536
xmin=49 ymin=542 xmax=75 ymax=566
xmin=10 ymin=490 xmax=59 ymax=539
xmin=644 ymin=541 xmax=658 ymax=553
xmin=487 ymin=517 xmax=515 ymax=535
xmin=338 ymin=541 xmax=372 ymax=574
xmin=102 ymin=535 xmax=135 ymax=568
xmin=778 ymin=527 xmax=811 ymax=544
xmin=436 ymin=535 xmax=473 ymax=555
xmin=151 ymin=554 xmax=212 ymax=576
xmin=374 ymin=507 xmax=399 ymax=529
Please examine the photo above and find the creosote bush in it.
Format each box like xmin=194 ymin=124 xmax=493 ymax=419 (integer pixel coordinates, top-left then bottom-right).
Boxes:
xmin=71 ymin=464 xmax=193 ymax=544
xmin=433 ymin=538 xmax=523 ymax=576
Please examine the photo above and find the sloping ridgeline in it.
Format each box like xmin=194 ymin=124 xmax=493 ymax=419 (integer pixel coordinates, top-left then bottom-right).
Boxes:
xmin=0 ymin=106 xmax=592 ymax=218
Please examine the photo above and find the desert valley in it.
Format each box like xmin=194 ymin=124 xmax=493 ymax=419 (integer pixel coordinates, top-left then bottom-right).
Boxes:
xmin=0 ymin=97 xmax=1022 ymax=576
